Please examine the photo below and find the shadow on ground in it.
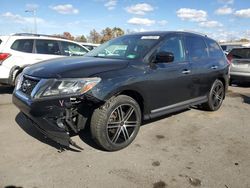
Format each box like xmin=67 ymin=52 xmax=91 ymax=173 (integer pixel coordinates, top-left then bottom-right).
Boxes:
xmin=15 ymin=112 xmax=81 ymax=152
xmin=242 ymin=95 xmax=250 ymax=105
xmin=15 ymin=109 xmax=192 ymax=152
xmin=227 ymin=87 xmax=250 ymax=105
xmin=0 ymin=85 xmax=14 ymax=94
xmin=79 ymin=128 xmax=103 ymax=151
xmin=231 ymin=81 xmax=250 ymax=88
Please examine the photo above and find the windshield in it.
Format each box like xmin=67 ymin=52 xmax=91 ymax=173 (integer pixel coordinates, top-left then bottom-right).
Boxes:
xmin=86 ymin=35 xmax=161 ymax=60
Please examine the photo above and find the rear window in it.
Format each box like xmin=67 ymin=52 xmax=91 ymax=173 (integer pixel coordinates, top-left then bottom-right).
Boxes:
xmin=206 ymin=39 xmax=224 ymax=58
xmin=11 ymin=39 xmax=34 ymax=53
xmin=186 ymin=36 xmax=208 ymax=61
xmin=229 ymin=48 xmax=250 ymax=59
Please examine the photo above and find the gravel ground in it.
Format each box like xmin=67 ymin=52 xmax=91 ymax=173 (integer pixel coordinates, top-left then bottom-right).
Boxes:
xmin=0 ymin=84 xmax=249 ymax=188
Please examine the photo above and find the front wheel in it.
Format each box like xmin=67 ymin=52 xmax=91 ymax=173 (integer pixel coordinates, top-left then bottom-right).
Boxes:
xmin=90 ymin=95 xmax=141 ymax=151
xmin=202 ymin=79 xmax=225 ymax=111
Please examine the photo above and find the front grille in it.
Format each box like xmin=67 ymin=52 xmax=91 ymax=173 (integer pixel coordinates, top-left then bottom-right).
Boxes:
xmin=20 ymin=76 xmax=39 ymax=96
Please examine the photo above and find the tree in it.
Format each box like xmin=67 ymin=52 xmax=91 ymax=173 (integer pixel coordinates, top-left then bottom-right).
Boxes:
xmin=100 ymin=27 xmax=113 ymax=43
xmin=75 ymin=35 xmax=87 ymax=42
xmin=112 ymin=27 xmax=124 ymax=38
xmin=52 ymin=32 xmax=74 ymax=40
xmin=238 ymin=38 xmax=249 ymax=42
xmin=88 ymin=29 xmax=101 ymax=44
xmin=99 ymin=27 xmax=125 ymax=43
xmin=63 ymin=32 xmax=74 ymax=41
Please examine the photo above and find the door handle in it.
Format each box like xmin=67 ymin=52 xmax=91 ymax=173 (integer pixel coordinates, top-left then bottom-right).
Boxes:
xmin=182 ymin=70 xmax=191 ymax=74
xmin=211 ymin=65 xmax=218 ymax=70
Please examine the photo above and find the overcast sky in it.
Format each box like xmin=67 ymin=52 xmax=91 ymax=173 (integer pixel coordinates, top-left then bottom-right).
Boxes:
xmin=0 ymin=0 xmax=249 ymax=41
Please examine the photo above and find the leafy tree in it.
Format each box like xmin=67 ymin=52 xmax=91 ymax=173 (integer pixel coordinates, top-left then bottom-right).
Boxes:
xmin=100 ymin=27 xmax=113 ymax=43
xmin=63 ymin=32 xmax=74 ymax=41
xmin=112 ymin=27 xmax=124 ymax=38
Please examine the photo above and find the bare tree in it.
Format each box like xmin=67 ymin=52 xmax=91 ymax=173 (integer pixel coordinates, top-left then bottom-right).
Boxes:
xmin=75 ymin=35 xmax=87 ymax=42
xmin=88 ymin=29 xmax=101 ymax=44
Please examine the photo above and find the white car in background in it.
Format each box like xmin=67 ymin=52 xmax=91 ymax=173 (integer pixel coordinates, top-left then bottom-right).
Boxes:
xmin=0 ymin=33 xmax=89 ymax=86
xmin=78 ymin=42 xmax=100 ymax=51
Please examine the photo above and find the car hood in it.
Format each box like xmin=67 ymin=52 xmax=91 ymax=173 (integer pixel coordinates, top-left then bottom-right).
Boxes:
xmin=23 ymin=57 xmax=129 ymax=78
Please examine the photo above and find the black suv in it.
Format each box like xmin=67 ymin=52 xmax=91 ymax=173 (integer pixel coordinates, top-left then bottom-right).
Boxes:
xmin=13 ymin=31 xmax=229 ymax=151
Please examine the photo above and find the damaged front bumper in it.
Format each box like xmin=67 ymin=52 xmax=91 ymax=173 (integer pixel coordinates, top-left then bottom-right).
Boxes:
xmin=13 ymin=90 xmax=94 ymax=148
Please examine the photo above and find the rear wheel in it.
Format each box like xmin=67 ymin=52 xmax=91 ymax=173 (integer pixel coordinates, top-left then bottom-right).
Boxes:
xmin=202 ymin=79 xmax=225 ymax=111
xmin=14 ymin=73 xmax=21 ymax=86
xmin=91 ymin=95 xmax=141 ymax=151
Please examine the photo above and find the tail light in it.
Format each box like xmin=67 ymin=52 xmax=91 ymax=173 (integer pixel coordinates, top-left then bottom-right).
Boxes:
xmin=226 ymin=54 xmax=233 ymax=64
xmin=0 ymin=53 xmax=11 ymax=65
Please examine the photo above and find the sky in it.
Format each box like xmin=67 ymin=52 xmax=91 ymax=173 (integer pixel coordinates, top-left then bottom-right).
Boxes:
xmin=0 ymin=0 xmax=250 ymax=41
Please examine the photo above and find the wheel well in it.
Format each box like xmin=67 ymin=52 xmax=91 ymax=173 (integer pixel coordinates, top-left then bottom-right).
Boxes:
xmin=119 ymin=90 xmax=144 ymax=114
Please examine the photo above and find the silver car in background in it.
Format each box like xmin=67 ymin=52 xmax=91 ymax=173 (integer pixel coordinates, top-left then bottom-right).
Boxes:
xmin=227 ymin=48 xmax=250 ymax=84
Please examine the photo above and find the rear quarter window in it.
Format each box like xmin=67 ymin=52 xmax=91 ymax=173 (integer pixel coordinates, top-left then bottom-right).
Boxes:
xmin=185 ymin=36 xmax=208 ymax=61
xmin=11 ymin=39 xmax=34 ymax=53
xmin=206 ymin=39 xmax=224 ymax=58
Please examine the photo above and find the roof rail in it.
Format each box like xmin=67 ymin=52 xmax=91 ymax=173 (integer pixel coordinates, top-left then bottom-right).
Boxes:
xmin=12 ymin=33 xmax=56 ymax=38
xmin=178 ymin=30 xmax=207 ymax=37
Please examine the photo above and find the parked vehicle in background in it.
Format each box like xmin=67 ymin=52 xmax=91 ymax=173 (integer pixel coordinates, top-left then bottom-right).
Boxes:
xmin=220 ymin=44 xmax=243 ymax=55
xmin=13 ymin=31 xmax=229 ymax=151
xmin=79 ymin=42 xmax=100 ymax=51
xmin=227 ymin=48 xmax=250 ymax=84
xmin=0 ymin=33 xmax=89 ymax=86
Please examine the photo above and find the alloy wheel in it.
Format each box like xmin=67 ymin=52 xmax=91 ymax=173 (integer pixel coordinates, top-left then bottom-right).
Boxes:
xmin=211 ymin=83 xmax=224 ymax=108
xmin=106 ymin=104 xmax=140 ymax=145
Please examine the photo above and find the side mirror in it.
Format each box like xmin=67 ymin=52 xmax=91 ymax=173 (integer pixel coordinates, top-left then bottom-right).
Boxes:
xmin=155 ymin=51 xmax=174 ymax=63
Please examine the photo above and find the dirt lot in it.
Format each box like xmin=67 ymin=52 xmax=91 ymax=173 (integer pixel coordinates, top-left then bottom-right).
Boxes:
xmin=0 ymin=84 xmax=249 ymax=188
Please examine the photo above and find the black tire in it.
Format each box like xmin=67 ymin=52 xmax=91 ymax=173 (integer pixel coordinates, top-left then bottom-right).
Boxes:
xmin=202 ymin=79 xmax=225 ymax=111
xmin=90 ymin=95 xmax=141 ymax=151
xmin=14 ymin=73 xmax=21 ymax=86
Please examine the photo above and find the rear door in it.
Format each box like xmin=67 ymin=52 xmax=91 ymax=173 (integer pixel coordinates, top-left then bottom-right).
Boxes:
xmin=184 ymin=34 xmax=217 ymax=98
xmin=32 ymin=39 xmax=63 ymax=62
xmin=147 ymin=33 xmax=193 ymax=111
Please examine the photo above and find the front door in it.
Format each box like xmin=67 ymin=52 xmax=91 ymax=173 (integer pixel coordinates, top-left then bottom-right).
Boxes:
xmin=146 ymin=34 xmax=193 ymax=112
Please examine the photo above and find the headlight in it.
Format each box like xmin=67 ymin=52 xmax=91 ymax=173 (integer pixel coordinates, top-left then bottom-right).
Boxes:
xmin=36 ymin=77 xmax=101 ymax=98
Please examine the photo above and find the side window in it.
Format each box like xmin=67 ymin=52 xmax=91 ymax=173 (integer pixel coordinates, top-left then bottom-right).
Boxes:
xmin=0 ymin=39 xmax=2 ymax=45
xmin=157 ymin=36 xmax=185 ymax=62
xmin=11 ymin=39 xmax=34 ymax=53
xmin=61 ymin=42 xmax=88 ymax=56
xmin=186 ymin=36 xmax=208 ymax=61
xmin=206 ymin=39 xmax=224 ymax=58
xmin=35 ymin=40 xmax=60 ymax=55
